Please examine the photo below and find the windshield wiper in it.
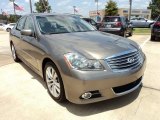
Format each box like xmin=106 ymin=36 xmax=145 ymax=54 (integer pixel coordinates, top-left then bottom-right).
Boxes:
xmin=73 ymin=30 xmax=97 ymax=32
xmin=45 ymin=31 xmax=71 ymax=34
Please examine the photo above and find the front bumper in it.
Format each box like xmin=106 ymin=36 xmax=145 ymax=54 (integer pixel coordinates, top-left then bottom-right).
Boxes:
xmin=61 ymin=56 xmax=146 ymax=104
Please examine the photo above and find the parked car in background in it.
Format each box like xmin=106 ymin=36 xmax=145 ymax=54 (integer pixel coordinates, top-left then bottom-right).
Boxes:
xmin=82 ymin=18 xmax=100 ymax=29
xmin=131 ymin=17 xmax=155 ymax=28
xmin=0 ymin=23 xmax=5 ymax=30
xmin=99 ymin=16 xmax=133 ymax=37
xmin=151 ymin=16 xmax=160 ymax=41
xmin=3 ymin=23 xmax=16 ymax=32
xmin=10 ymin=13 xmax=146 ymax=104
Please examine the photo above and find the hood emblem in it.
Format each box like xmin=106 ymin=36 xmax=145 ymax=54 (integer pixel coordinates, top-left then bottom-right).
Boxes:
xmin=127 ymin=58 xmax=135 ymax=63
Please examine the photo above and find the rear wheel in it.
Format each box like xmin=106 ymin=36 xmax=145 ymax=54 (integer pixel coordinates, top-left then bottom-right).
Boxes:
xmin=11 ymin=43 xmax=21 ymax=62
xmin=6 ymin=28 xmax=11 ymax=32
xmin=151 ymin=35 xmax=155 ymax=41
xmin=44 ymin=62 xmax=66 ymax=102
xmin=128 ymin=30 xmax=133 ymax=36
xmin=121 ymin=31 xmax=126 ymax=38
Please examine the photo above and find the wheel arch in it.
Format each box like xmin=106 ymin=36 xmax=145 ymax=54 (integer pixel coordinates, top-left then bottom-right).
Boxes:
xmin=41 ymin=57 xmax=60 ymax=81
xmin=41 ymin=57 xmax=67 ymax=101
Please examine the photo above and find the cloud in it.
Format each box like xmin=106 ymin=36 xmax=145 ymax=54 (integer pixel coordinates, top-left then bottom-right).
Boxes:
xmin=82 ymin=1 xmax=89 ymax=5
xmin=25 ymin=0 xmax=29 ymax=2
xmin=25 ymin=0 xmax=38 ymax=3
xmin=57 ymin=0 xmax=71 ymax=6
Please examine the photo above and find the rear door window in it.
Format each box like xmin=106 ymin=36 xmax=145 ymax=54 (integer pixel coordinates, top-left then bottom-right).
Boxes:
xmin=83 ymin=19 xmax=90 ymax=23
xmin=103 ymin=17 xmax=121 ymax=22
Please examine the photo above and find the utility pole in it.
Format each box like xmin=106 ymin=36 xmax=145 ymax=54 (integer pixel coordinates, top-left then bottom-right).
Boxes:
xmin=95 ymin=0 xmax=98 ymax=15
xmin=129 ymin=0 xmax=132 ymax=21
xmin=29 ymin=0 xmax=33 ymax=13
xmin=73 ymin=6 xmax=76 ymax=14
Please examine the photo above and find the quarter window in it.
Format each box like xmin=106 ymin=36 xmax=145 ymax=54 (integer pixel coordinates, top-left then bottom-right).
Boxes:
xmin=16 ymin=17 xmax=26 ymax=30
xmin=24 ymin=17 xmax=34 ymax=31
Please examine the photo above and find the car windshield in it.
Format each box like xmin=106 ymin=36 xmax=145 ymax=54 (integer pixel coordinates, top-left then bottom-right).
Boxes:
xmin=103 ymin=17 xmax=120 ymax=22
xmin=36 ymin=15 xmax=96 ymax=34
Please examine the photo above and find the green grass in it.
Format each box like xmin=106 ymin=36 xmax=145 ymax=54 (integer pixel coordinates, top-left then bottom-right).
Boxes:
xmin=133 ymin=28 xmax=151 ymax=35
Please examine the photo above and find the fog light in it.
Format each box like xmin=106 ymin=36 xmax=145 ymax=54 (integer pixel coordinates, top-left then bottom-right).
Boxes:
xmin=81 ymin=92 xmax=92 ymax=99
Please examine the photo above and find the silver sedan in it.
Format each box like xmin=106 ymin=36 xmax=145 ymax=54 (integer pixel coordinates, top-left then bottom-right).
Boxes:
xmin=131 ymin=17 xmax=155 ymax=28
xmin=10 ymin=13 xmax=146 ymax=104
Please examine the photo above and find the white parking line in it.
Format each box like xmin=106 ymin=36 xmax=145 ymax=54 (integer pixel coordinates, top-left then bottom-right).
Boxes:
xmin=140 ymin=37 xmax=150 ymax=48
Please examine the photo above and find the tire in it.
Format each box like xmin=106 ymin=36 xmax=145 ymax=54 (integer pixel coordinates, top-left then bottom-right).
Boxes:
xmin=44 ymin=62 xmax=66 ymax=102
xmin=6 ymin=28 xmax=11 ymax=32
xmin=11 ymin=43 xmax=21 ymax=62
xmin=151 ymin=35 xmax=155 ymax=41
xmin=121 ymin=31 xmax=126 ymax=38
xmin=149 ymin=23 xmax=153 ymax=28
xmin=128 ymin=31 xmax=133 ymax=36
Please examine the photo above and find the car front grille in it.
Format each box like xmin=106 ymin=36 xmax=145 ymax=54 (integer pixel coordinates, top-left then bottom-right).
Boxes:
xmin=105 ymin=49 xmax=143 ymax=72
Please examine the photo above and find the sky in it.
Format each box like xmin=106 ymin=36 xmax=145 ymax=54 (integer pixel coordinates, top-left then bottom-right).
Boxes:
xmin=0 ymin=0 xmax=151 ymax=17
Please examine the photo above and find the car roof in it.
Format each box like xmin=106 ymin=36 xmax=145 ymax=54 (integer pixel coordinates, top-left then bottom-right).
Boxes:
xmin=104 ymin=16 xmax=123 ymax=18
xmin=26 ymin=13 xmax=77 ymax=17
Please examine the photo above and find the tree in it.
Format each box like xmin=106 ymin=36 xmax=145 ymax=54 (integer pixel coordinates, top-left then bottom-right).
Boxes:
xmin=148 ymin=0 xmax=160 ymax=20
xmin=34 ymin=0 xmax=51 ymax=13
xmin=105 ymin=0 xmax=118 ymax=16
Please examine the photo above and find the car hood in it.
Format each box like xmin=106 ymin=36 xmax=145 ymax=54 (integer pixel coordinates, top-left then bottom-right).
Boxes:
xmin=44 ymin=31 xmax=139 ymax=59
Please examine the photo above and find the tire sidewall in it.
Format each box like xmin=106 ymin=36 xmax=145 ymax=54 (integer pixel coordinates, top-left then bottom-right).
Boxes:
xmin=44 ymin=62 xmax=65 ymax=102
xmin=11 ymin=44 xmax=19 ymax=62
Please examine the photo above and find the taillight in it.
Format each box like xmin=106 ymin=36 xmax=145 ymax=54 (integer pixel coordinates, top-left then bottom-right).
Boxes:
xmin=154 ymin=22 xmax=160 ymax=27
xmin=115 ymin=22 xmax=122 ymax=27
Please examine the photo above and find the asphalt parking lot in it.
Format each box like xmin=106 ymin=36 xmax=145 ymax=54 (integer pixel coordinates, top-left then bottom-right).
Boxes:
xmin=0 ymin=32 xmax=160 ymax=120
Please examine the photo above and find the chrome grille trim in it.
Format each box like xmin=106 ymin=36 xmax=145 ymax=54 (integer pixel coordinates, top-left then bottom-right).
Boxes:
xmin=105 ymin=49 xmax=143 ymax=72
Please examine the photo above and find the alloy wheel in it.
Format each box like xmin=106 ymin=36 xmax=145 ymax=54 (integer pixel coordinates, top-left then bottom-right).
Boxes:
xmin=11 ymin=44 xmax=16 ymax=60
xmin=46 ymin=66 xmax=61 ymax=98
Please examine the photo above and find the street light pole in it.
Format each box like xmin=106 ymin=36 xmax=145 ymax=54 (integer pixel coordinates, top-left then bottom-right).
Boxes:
xmin=12 ymin=0 xmax=16 ymax=15
xmin=73 ymin=6 xmax=76 ymax=14
xmin=95 ymin=0 xmax=98 ymax=15
xmin=129 ymin=0 xmax=132 ymax=21
xmin=29 ymin=0 xmax=33 ymax=13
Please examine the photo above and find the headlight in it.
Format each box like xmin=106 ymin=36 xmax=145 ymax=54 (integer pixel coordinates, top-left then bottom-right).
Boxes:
xmin=64 ymin=53 xmax=104 ymax=71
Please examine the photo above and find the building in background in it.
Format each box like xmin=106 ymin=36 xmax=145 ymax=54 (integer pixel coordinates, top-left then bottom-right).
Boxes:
xmin=89 ymin=8 xmax=151 ymax=22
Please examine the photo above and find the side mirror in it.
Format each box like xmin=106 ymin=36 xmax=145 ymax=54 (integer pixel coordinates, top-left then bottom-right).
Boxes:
xmin=21 ymin=29 xmax=34 ymax=36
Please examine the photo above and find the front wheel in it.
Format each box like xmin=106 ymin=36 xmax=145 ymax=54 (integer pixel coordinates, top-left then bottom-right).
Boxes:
xmin=44 ymin=62 xmax=66 ymax=102
xmin=11 ymin=43 xmax=21 ymax=62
